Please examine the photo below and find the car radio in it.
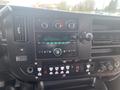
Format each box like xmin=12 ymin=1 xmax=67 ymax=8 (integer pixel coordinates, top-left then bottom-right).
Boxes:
xmin=35 ymin=32 xmax=78 ymax=59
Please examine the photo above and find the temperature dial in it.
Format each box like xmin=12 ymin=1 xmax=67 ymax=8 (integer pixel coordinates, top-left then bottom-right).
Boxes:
xmin=68 ymin=23 xmax=76 ymax=29
xmin=53 ymin=48 xmax=62 ymax=56
xmin=55 ymin=23 xmax=63 ymax=29
xmin=41 ymin=23 xmax=49 ymax=29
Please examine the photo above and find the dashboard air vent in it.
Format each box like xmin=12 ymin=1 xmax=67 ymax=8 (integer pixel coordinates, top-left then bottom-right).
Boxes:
xmin=92 ymin=18 xmax=120 ymax=58
xmin=14 ymin=16 xmax=26 ymax=42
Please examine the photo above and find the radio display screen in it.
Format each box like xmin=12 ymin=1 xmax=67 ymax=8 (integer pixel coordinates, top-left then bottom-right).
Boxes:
xmin=39 ymin=35 xmax=70 ymax=42
xmin=36 ymin=32 xmax=76 ymax=44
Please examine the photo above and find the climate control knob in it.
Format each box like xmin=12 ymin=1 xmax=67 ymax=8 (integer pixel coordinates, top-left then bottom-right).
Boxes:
xmin=68 ymin=23 xmax=76 ymax=29
xmin=53 ymin=48 xmax=62 ymax=56
xmin=40 ymin=23 xmax=49 ymax=29
xmin=55 ymin=23 xmax=63 ymax=29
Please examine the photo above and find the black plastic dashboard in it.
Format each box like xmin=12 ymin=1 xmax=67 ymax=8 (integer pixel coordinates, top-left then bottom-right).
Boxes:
xmin=1 ymin=6 xmax=120 ymax=84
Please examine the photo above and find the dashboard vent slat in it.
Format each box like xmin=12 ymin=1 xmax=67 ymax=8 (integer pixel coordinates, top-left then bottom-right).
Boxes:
xmin=14 ymin=16 xmax=26 ymax=42
xmin=92 ymin=18 xmax=120 ymax=58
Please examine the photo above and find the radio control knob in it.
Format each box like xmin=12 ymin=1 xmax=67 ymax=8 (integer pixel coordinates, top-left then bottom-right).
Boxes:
xmin=79 ymin=32 xmax=93 ymax=42
xmin=53 ymin=48 xmax=62 ymax=56
xmin=85 ymin=33 xmax=93 ymax=41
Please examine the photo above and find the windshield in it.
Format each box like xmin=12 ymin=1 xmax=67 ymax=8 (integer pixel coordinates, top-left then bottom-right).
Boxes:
xmin=0 ymin=0 xmax=120 ymax=15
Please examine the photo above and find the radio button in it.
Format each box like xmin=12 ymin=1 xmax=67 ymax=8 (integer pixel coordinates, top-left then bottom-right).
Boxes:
xmin=53 ymin=48 xmax=62 ymax=56
xmin=37 ymin=67 xmax=42 ymax=71
xmin=55 ymin=71 xmax=59 ymax=75
xmin=55 ymin=67 xmax=59 ymax=71
xmin=61 ymin=66 xmax=64 ymax=70
xmin=63 ymin=50 xmax=66 ymax=53
xmin=60 ymin=71 xmax=64 ymax=74
xmin=48 ymin=51 xmax=52 ymax=53
xmin=66 ymin=70 xmax=70 ymax=74
xmin=49 ymin=72 xmax=53 ymax=75
xmin=43 ymin=51 xmax=47 ymax=53
xmin=66 ymin=65 xmax=70 ymax=70
xmin=38 ymin=73 xmax=42 ymax=76
xmin=49 ymin=67 xmax=53 ymax=71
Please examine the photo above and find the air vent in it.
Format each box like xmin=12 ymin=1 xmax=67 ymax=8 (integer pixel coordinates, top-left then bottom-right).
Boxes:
xmin=93 ymin=18 xmax=120 ymax=31
xmin=92 ymin=18 xmax=120 ymax=58
xmin=14 ymin=16 xmax=26 ymax=42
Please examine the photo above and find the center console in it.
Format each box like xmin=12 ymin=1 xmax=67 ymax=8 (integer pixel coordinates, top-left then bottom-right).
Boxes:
xmin=4 ymin=6 xmax=93 ymax=82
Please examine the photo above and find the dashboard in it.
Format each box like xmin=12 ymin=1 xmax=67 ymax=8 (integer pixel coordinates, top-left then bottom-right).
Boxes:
xmin=1 ymin=5 xmax=120 ymax=90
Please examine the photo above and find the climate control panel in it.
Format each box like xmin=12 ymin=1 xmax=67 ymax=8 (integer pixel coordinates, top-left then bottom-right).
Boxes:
xmin=35 ymin=18 xmax=78 ymax=32
xmin=22 ymin=60 xmax=93 ymax=81
xmin=20 ymin=57 xmax=120 ymax=81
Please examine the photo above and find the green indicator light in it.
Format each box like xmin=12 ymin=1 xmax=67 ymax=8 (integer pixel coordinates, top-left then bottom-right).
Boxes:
xmin=58 ymin=42 xmax=61 ymax=44
xmin=48 ymin=42 xmax=50 ymax=44
xmin=62 ymin=42 xmax=65 ymax=44
xmin=54 ymin=42 xmax=56 ymax=44
xmin=54 ymin=42 xmax=57 ymax=44
xmin=49 ymin=42 xmax=51 ymax=44
xmin=60 ymin=42 xmax=62 ymax=44
xmin=50 ymin=42 xmax=53 ymax=44
xmin=57 ymin=42 xmax=59 ymax=44
xmin=52 ymin=42 xmax=54 ymax=44
xmin=56 ymin=42 xmax=58 ymax=44
xmin=60 ymin=42 xmax=63 ymax=44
